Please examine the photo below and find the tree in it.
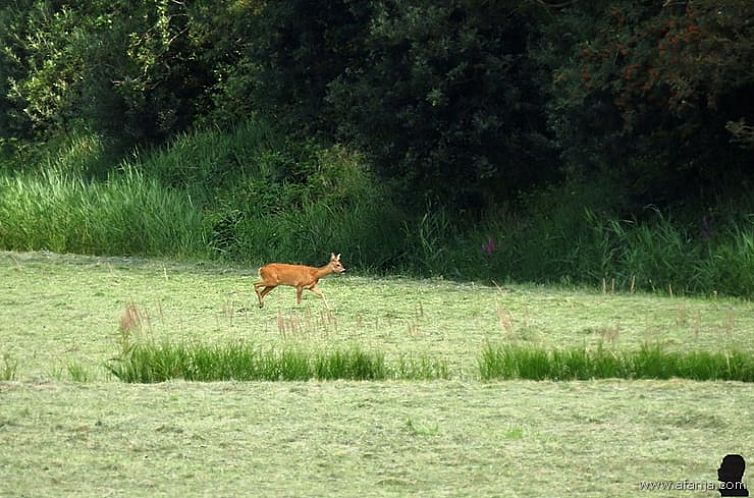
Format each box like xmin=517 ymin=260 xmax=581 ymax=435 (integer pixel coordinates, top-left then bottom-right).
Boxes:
xmin=327 ymin=1 xmax=556 ymax=212
xmin=536 ymin=0 xmax=754 ymax=205
xmin=0 ymin=0 xmax=265 ymax=144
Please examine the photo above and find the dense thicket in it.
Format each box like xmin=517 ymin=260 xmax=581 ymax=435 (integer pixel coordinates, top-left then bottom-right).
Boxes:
xmin=2 ymin=1 xmax=754 ymax=294
xmin=535 ymin=1 xmax=754 ymax=209
xmin=325 ymin=2 xmax=557 ymax=211
xmin=2 ymin=1 xmax=753 ymax=208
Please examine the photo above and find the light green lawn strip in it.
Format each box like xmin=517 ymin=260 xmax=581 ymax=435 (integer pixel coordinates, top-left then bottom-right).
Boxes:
xmin=1 ymin=251 xmax=753 ymax=497
xmin=1 ymin=380 xmax=752 ymax=498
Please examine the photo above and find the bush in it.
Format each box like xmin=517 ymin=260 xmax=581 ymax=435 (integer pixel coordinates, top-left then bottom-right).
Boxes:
xmin=134 ymin=119 xmax=407 ymax=268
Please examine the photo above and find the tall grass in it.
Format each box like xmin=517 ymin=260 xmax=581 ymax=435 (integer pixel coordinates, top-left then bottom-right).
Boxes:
xmin=132 ymin=119 xmax=281 ymax=203
xmin=313 ymin=348 xmax=387 ymax=381
xmin=479 ymin=343 xmax=754 ymax=382
xmin=0 ymin=168 xmax=207 ymax=257
xmin=107 ymin=341 xmax=449 ymax=383
xmin=109 ymin=340 xmax=754 ymax=383
xmin=446 ymin=179 xmax=754 ymax=297
xmin=1 ymin=130 xmax=121 ymax=178
xmin=699 ymin=223 xmax=754 ymax=296
xmin=5 ymin=119 xmax=754 ymax=298
xmin=125 ymin=121 xmax=407 ymax=268
xmin=0 ymin=119 xmax=406 ymax=266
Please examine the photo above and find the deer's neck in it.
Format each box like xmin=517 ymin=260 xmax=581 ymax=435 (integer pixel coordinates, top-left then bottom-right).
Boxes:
xmin=314 ymin=264 xmax=333 ymax=279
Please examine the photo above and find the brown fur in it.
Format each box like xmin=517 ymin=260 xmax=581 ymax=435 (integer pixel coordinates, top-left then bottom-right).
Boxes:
xmin=253 ymin=253 xmax=345 ymax=308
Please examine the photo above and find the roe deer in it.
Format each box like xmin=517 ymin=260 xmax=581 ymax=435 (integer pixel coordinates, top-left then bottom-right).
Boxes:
xmin=254 ymin=253 xmax=345 ymax=308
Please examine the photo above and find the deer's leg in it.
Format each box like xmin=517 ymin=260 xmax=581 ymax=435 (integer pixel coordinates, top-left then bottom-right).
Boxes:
xmin=254 ymin=281 xmax=265 ymax=307
xmin=307 ymin=286 xmax=330 ymax=309
xmin=255 ymin=283 xmax=276 ymax=308
xmin=296 ymin=286 xmax=304 ymax=305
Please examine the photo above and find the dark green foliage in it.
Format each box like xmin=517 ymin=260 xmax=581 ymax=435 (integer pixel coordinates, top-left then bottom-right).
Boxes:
xmin=327 ymin=1 xmax=557 ymax=211
xmin=251 ymin=0 xmax=373 ymax=135
xmin=535 ymin=0 xmax=754 ymax=205
xmin=0 ymin=1 xmax=265 ymax=145
xmin=2 ymin=1 xmax=754 ymax=297
xmin=0 ymin=1 xmax=35 ymax=140
xmin=2 ymin=0 xmax=753 ymax=206
xmin=254 ymin=0 xmax=558 ymax=210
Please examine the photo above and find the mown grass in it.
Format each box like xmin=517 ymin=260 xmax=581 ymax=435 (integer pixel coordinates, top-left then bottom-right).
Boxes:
xmin=3 ymin=250 xmax=754 ymax=382
xmin=2 ymin=380 xmax=753 ymax=498
xmin=107 ymin=341 xmax=450 ymax=382
xmin=2 ymin=252 xmax=754 ymax=497
xmin=479 ymin=343 xmax=754 ymax=382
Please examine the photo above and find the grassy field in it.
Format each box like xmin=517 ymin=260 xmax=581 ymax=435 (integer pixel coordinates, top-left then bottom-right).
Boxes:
xmin=2 ymin=250 xmax=754 ymax=496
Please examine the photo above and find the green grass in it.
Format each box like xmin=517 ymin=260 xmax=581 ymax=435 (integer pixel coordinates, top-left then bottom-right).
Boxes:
xmin=3 ymin=250 xmax=754 ymax=382
xmin=66 ymin=360 xmax=92 ymax=382
xmin=110 ymin=340 xmax=754 ymax=383
xmin=0 ymin=121 xmax=406 ymax=269
xmin=313 ymin=347 xmax=388 ymax=380
xmin=2 ymin=380 xmax=753 ymax=497
xmin=107 ymin=341 xmax=423 ymax=382
xmin=0 ymin=352 xmax=18 ymax=381
xmin=480 ymin=343 xmax=754 ymax=382
xmin=108 ymin=341 xmax=449 ymax=382
xmin=2 ymin=250 xmax=754 ymax=497
xmin=445 ymin=182 xmax=754 ymax=297
xmin=5 ymin=122 xmax=754 ymax=297
xmin=0 ymin=169 xmax=207 ymax=257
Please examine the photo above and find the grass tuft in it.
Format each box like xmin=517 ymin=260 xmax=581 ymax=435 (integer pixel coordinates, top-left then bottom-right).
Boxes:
xmin=396 ymin=354 xmax=451 ymax=380
xmin=405 ymin=417 xmax=440 ymax=437
xmin=1 ymin=352 xmax=18 ymax=381
xmin=107 ymin=341 xmax=446 ymax=383
xmin=314 ymin=348 xmax=387 ymax=380
xmin=66 ymin=361 xmax=91 ymax=382
xmin=479 ymin=343 xmax=754 ymax=382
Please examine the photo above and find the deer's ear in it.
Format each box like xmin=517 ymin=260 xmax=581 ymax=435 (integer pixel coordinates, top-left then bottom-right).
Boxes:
xmin=331 ymin=252 xmax=336 ymax=260
xmin=336 ymin=253 xmax=341 ymax=261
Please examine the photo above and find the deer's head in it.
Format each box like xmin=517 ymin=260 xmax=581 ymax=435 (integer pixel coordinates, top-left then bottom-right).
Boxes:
xmin=329 ymin=253 xmax=346 ymax=273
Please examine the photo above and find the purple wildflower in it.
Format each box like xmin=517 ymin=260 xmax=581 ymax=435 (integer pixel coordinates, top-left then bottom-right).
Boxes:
xmin=481 ymin=236 xmax=496 ymax=256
